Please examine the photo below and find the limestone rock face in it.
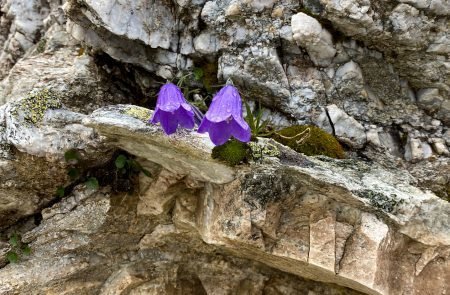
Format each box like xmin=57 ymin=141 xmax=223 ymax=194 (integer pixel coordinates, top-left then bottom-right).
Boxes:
xmin=0 ymin=0 xmax=449 ymax=294
xmin=0 ymin=105 xmax=448 ymax=294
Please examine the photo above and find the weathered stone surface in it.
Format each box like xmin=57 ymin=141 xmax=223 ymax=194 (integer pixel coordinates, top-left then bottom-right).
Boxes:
xmin=0 ymin=106 xmax=448 ymax=294
xmin=59 ymin=0 xmax=450 ymax=201
xmin=82 ymin=105 xmax=234 ymax=184
xmin=0 ymin=0 xmax=449 ymax=293
xmin=291 ymin=12 xmax=336 ymax=66
xmin=0 ymin=98 xmax=111 ymax=228
xmin=317 ymin=104 xmax=367 ymax=148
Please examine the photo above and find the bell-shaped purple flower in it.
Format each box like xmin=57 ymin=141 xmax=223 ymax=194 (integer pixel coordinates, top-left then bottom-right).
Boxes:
xmin=198 ymin=85 xmax=251 ymax=145
xmin=150 ymin=83 xmax=195 ymax=135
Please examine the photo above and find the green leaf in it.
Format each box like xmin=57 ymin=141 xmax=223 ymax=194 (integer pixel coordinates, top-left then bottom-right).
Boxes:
xmin=85 ymin=177 xmax=99 ymax=190
xmin=9 ymin=233 xmax=19 ymax=247
xmin=56 ymin=186 xmax=65 ymax=198
xmin=259 ymin=120 xmax=270 ymax=133
xmin=22 ymin=245 xmax=31 ymax=256
xmin=115 ymin=155 xmax=127 ymax=169
xmin=6 ymin=251 xmax=19 ymax=263
xmin=193 ymin=68 xmax=204 ymax=81
xmin=127 ymin=160 xmax=141 ymax=173
xmin=64 ymin=149 xmax=79 ymax=162
xmin=244 ymin=102 xmax=256 ymax=132
xmin=141 ymin=169 xmax=152 ymax=177
xmin=68 ymin=168 xmax=80 ymax=180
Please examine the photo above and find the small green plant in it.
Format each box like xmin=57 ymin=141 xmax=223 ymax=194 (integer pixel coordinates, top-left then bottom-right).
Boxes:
xmin=55 ymin=149 xmax=100 ymax=197
xmin=6 ymin=233 xmax=31 ymax=263
xmin=176 ymin=70 xmax=209 ymax=112
xmin=56 ymin=186 xmax=65 ymax=198
xmin=114 ymin=154 xmax=151 ymax=177
xmin=244 ymin=101 xmax=272 ymax=138
xmin=85 ymin=177 xmax=99 ymax=190
xmin=56 ymin=149 xmax=153 ymax=197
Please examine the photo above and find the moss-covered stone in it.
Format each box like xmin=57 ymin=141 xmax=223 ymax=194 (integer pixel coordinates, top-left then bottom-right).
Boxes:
xmin=12 ymin=89 xmax=62 ymax=125
xmin=272 ymin=125 xmax=345 ymax=159
xmin=211 ymin=140 xmax=249 ymax=166
xmin=122 ymin=106 xmax=152 ymax=122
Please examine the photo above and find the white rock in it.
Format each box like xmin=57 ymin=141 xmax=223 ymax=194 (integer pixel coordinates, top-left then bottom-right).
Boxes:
xmin=250 ymin=0 xmax=276 ymax=11
xmin=291 ymin=13 xmax=336 ymax=66
xmin=404 ymin=137 xmax=424 ymax=162
xmin=430 ymin=0 xmax=450 ymax=15
xmin=430 ymin=138 xmax=450 ymax=156
xmin=421 ymin=142 xmax=433 ymax=159
xmin=193 ymin=31 xmax=220 ymax=54
xmin=317 ymin=104 xmax=367 ymax=148
xmin=366 ymin=129 xmax=381 ymax=147
xmin=417 ymin=88 xmax=444 ymax=113
xmin=334 ymin=61 xmax=365 ymax=98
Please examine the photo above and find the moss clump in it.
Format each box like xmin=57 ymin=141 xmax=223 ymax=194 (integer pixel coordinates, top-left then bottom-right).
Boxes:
xmin=12 ymin=89 xmax=62 ymax=125
xmin=212 ymin=140 xmax=249 ymax=166
xmin=123 ymin=106 xmax=152 ymax=122
xmin=272 ymin=125 xmax=345 ymax=159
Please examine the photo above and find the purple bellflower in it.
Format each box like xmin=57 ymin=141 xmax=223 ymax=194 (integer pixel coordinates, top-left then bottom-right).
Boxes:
xmin=198 ymin=85 xmax=251 ymax=145
xmin=150 ymin=83 xmax=195 ymax=135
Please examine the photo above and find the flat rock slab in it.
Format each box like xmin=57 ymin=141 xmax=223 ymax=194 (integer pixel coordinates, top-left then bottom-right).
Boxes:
xmin=82 ymin=104 xmax=235 ymax=184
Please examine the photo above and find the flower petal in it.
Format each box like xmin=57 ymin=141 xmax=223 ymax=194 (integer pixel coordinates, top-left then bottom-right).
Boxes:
xmin=205 ymin=85 xmax=241 ymax=123
xmin=230 ymin=118 xmax=251 ymax=142
xmin=176 ymin=107 xmax=195 ymax=130
xmin=198 ymin=118 xmax=212 ymax=133
xmin=156 ymin=83 xmax=185 ymax=112
xmin=208 ymin=121 xmax=233 ymax=146
xmin=158 ymin=110 xmax=178 ymax=135
xmin=233 ymin=115 xmax=250 ymax=131
xmin=150 ymin=109 xmax=161 ymax=124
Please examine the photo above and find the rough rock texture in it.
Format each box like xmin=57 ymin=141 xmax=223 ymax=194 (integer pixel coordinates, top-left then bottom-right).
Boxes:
xmin=0 ymin=0 xmax=449 ymax=294
xmin=61 ymin=0 xmax=450 ymax=198
xmin=0 ymin=105 xmax=448 ymax=294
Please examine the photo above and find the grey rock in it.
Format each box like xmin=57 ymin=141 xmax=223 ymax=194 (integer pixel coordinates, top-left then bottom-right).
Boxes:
xmin=334 ymin=61 xmax=366 ymax=100
xmin=0 ymin=105 xmax=448 ymax=295
xmin=317 ymin=104 xmax=367 ymax=148
xmin=404 ymin=136 xmax=425 ymax=162
xmin=82 ymin=105 xmax=234 ymax=184
xmin=417 ymin=88 xmax=444 ymax=114
xmin=430 ymin=138 xmax=449 ymax=156
xmin=291 ymin=12 xmax=336 ymax=66
xmin=0 ymin=0 xmax=449 ymax=293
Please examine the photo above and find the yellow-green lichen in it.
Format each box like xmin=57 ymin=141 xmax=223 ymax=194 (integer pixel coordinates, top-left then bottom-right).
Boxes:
xmin=12 ymin=89 xmax=62 ymax=125
xmin=272 ymin=125 xmax=345 ymax=159
xmin=211 ymin=140 xmax=250 ymax=166
xmin=36 ymin=38 xmax=46 ymax=53
xmin=123 ymin=106 xmax=152 ymax=122
xmin=248 ymin=141 xmax=280 ymax=161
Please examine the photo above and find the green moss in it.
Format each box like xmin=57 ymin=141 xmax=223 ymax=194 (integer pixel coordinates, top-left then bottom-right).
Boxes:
xmin=211 ymin=140 xmax=250 ymax=166
xmin=122 ymin=106 xmax=152 ymax=122
xmin=12 ymin=89 xmax=62 ymax=125
xmin=272 ymin=125 xmax=345 ymax=159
